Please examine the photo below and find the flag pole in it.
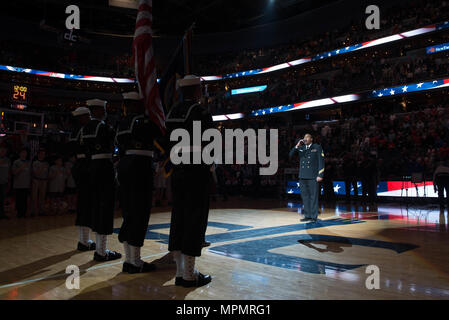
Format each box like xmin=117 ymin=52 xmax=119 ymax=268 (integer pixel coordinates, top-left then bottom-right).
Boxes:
xmin=184 ymin=22 xmax=195 ymax=75
xmin=160 ymin=22 xmax=196 ymax=80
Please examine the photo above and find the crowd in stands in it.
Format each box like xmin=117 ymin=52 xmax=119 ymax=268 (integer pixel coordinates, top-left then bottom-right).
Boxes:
xmin=0 ymin=0 xmax=448 ymax=218
xmin=3 ymin=35 xmax=448 ymax=121
xmin=0 ymin=89 xmax=447 ymax=219
xmin=301 ymin=101 xmax=449 ymax=181
xmin=194 ymin=0 xmax=449 ymax=76
xmin=1 ymin=0 xmax=447 ymax=82
xmin=208 ymin=42 xmax=449 ymax=115
xmin=209 ymin=95 xmax=449 ymax=201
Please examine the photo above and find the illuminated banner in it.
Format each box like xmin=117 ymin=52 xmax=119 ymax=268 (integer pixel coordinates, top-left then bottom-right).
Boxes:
xmin=286 ymin=180 xmax=439 ymax=198
xmin=211 ymin=113 xmax=245 ymax=121
xmin=212 ymin=76 xmax=449 ymax=121
xmin=427 ymin=42 xmax=449 ymax=54
xmin=201 ymin=20 xmax=449 ymax=82
xmin=0 ymin=65 xmax=136 ymax=83
xmin=368 ymin=78 xmax=449 ymax=98
xmin=250 ymin=94 xmax=361 ymax=117
xmin=231 ymin=85 xmax=267 ymax=95
xmin=246 ymin=77 xmax=449 ymax=119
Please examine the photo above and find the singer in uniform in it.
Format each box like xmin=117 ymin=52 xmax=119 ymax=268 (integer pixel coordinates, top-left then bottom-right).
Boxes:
xmin=166 ymin=75 xmax=213 ymax=288
xmin=289 ymin=133 xmax=325 ymax=222
xmin=69 ymin=106 xmax=96 ymax=251
xmin=116 ymin=91 xmax=161 ymax=273
xmin=81 ymin=99 xmax=121 ymax=261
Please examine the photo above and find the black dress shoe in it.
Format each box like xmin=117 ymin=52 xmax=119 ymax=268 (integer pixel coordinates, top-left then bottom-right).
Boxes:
xmin=180 ymin=273 xmax=212 ymax=288
xmin=310 ymin=218 xmax=319 ymax=223
xmin=300 ymin=217 xmax=311 ymax=222
xmin=93 ymin=250 xmax=122 ymax=262
xmin=202 ymin=241 xmax=211 ymax=248
xmin=175 ymin=277 xmax=183 ymax=286
xmin=77 ymin=241 xmax=96 ymax=251
xmin=122 ymin=261 xmax=156 ymax=274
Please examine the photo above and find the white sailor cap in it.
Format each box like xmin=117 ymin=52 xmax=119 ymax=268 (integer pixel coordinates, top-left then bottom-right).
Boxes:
xmin=86 ymin=99 xmax=107 ymax=107
xmin=122 ymin=91 xmax=142 ymax=100
xmin=176 ymin=75 xmax=201 ymax=88
xmin=72 ymin=107 xmax=90 ymax=117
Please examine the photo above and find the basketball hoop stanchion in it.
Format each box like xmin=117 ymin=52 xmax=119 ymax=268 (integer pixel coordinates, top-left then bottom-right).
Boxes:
xmin=423 ymin=175 xmax=427 ymax=199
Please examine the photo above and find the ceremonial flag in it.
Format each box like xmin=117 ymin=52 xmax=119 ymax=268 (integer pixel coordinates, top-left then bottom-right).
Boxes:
xmin=133 ymin=0 xmax=165 ymax=134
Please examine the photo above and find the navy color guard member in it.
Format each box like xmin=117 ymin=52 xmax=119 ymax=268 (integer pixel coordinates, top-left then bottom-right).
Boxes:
xmin=116 ymin=91 xmax=160 ymax=273
xmin=289 ymin=133 xmax=325 ymax=222
xmin=81 ymin=99 xmax=121 ymax=261
xmin=166 ymin=75 xmax=213 ymax=288
xmin=69 ymin=107 xmax=96 ymax=251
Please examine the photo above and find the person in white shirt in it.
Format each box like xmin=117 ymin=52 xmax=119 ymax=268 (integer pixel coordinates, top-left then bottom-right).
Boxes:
xmin=12 ymin=149 xmax=31 ymax=218
xmin=0 ymin=145 xmax=11 ymax=219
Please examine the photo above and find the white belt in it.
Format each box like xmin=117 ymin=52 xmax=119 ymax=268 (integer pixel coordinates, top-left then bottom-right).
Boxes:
xmin=125 ymin=150 xmax=154 ymax=157
xmin=76 ymin=154 xmax=86 ymax=159
xmin=91 ymin=153 xmax=112 ymax=160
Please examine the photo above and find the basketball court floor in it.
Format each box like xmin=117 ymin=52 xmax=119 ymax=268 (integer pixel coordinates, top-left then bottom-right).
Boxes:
xmin=0 ymin=198 xmax=448 ymax=300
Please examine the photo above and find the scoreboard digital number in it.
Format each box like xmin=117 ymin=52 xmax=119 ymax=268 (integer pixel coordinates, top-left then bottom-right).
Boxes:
xmin=11 ymin=85 xmax=29 ymax=104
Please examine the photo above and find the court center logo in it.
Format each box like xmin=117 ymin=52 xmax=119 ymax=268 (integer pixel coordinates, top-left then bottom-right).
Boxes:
xmin=121 ymin=219 xmax=419 ymax=275
xmin=170 ymin=121 xmax=278 ymax=175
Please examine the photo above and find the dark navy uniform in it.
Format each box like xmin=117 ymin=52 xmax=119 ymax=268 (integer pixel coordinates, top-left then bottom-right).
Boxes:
xmin=166 ymin=99 xmax=213 ymax=257
xmin=116 ymin=113 xmax=160 ymax=247
xmin=289 ymin=143 xmax=325 ymax=219
xmin=81 ymin=118 xmax=116 ymax=235
xmin=360 ymin=155 xmax=377 ymax=203
xmin=68 ymin=125 xmax=92 ymax=229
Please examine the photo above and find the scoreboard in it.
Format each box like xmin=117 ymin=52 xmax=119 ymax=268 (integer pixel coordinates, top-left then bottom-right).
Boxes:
xmin=11 ymin=84 xmax=30 ymax=105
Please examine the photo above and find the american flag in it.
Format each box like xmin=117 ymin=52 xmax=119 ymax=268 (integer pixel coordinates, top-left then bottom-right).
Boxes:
xmin=133 ymin=0 xmax=165 ymax=134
